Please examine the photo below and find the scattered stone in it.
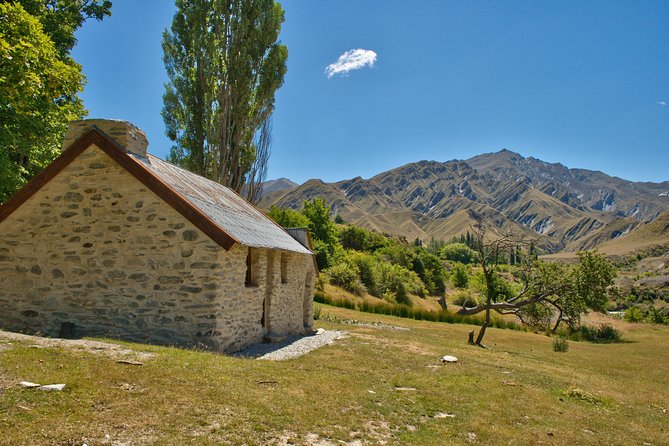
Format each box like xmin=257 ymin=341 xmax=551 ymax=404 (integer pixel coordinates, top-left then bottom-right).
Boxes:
xmin=39 ymin=384 xmax=65 ymax=391
xmin=583 ymin=429 xmax=595 ymax=435
xmin=393 ymin=386 xmax=416 ymax=391
xmin=433 ymin=412 xmax=456 ymax=419
xmin=20 ymin=381 xmax=41 ymax=388
xmin=467 ymin=432 xmax=477 ymax=442
xmin=368 ymin=390 xmax=376 ymax=394
xmin=316 ymin=328 xmax=325 ymax=335
xmin=440 ymin=355 xmax=458 ymax=363
xmin=117 ymin=360 xmax=143 ymax=366
xmin=502 ymin=381 xmax=517 ymax=386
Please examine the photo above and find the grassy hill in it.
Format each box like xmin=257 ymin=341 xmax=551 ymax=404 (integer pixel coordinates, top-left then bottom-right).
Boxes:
xmin=1 ymin=308 xmax=668 ymax=445
xmin=596 ymin=209 xmax=669 ymax=256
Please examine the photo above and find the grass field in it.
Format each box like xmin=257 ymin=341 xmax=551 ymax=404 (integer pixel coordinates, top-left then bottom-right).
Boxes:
xmin=1 ymin=306 xmax=668 ymax=445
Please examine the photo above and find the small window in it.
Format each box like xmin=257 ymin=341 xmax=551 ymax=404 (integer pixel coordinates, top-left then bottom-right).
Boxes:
xmin=281 ymin=252 xmax=288 ymax=284
xmin=245 ymin=248 xmax=258 ymax=287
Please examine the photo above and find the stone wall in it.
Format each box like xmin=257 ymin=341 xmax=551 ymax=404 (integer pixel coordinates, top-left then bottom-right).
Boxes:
xmin=0 ymin=144 xmax=314 ymax=352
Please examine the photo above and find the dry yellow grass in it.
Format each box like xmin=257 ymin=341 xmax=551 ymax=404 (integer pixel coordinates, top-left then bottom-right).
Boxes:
xmin=0 ymin=307 xmax=667 ymax=445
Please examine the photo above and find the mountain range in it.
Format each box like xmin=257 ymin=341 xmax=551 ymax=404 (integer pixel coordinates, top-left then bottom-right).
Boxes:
xmin=259 ymin=149 xmax=669 ymax=255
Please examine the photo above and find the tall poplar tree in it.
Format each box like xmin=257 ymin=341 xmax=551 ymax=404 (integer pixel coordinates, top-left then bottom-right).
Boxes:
xmin=162 ymin=0 xmax=287 ymax=203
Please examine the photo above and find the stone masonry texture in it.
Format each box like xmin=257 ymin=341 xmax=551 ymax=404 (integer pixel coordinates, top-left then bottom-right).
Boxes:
xmin=0 ymin=144 xmax=315 ymax=352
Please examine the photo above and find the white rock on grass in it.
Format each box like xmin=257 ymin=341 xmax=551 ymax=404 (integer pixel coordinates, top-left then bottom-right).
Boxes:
xmin=19 ymin=382 xmax=66 ymax=391
xmin=39 ymin=384 xmax=66 ymax=391
xmin=440 ymin=355 xmax=458 ymax=363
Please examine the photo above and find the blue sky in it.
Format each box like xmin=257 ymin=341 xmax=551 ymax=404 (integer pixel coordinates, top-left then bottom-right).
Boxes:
xmin=73 ymin=0 xmax=669 ymax=184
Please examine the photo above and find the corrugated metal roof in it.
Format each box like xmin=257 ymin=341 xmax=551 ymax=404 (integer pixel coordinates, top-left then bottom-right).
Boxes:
xmin=132 ymin=153 xmax=312 ymax=255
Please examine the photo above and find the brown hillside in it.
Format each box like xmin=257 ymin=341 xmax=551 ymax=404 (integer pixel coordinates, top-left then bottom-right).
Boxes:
xmin=261 ymin=150 xmax=669 ymax=254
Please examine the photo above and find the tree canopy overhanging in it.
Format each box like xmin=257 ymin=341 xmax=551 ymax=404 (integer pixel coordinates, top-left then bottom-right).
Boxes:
xmin=0 ymin=0 xmax=111 ymax=204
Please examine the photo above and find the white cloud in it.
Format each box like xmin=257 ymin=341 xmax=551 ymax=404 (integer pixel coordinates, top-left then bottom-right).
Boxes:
xmin=657 ymin=101 xmax=667 ymax=106
xmin=326 ymin=49 xmax=377 ymax=78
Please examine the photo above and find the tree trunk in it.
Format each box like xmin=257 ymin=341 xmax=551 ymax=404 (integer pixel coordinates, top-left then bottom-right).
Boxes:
xmin=475 ymin=260 xmax=493 ymax=347
xmin=551 ymin=306 xmax=563 ymax=333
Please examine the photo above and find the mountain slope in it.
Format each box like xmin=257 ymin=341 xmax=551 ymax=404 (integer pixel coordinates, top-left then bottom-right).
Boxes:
xmin=260 ymin=150 xmax=669 ymax=253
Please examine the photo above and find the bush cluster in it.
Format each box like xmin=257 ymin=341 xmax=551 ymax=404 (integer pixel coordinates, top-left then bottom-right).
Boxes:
xmin=313 ymin=292 xmax=525 ymax=331
xmin=562 ymin=324 xmax=622 ymax=343
xmin=553 ymin=337 xmax=569 ymax=352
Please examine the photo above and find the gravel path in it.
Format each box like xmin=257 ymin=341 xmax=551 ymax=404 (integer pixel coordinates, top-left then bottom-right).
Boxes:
xmin=235 ymin=329 xmax=346 ymax=360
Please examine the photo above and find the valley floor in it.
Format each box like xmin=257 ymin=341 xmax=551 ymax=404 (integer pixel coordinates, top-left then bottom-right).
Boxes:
xmin=0 ymin=306 xmax=667 ymax=445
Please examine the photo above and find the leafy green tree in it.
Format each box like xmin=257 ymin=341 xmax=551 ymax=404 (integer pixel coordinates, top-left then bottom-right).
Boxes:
xmin=267 ymin=205 xmax=310 ymax=228
xmin=339 ymin=225 xmax=369 ymax=251
xmin=376 ymin=263 xmax=423 ymax=305
xmin=302 ymin=198 xmax=339 ymax=269
xmin=451 ymin=263 xmax=469 ymax=288
xmin=326 ymin=261 xmax=366 ymax=296
xmin=376 ymin=243 xmax=413 ymax=270
xmin=339 ymin=224 xmax=388 ymax=252
xmin=162 ymin=0 xmax=288 ymax=203
xmin=17 ymin=0 xmax=111 ymax=58
xmin=441 ymin=243 xmax=476 ymax=264
xmin=416 ymin=250 xmax=446 ymax=296
xmin=0 ymin=1 xmax=110 ymax=203
xmin=348 ymin=251 xmax=381 ymax=296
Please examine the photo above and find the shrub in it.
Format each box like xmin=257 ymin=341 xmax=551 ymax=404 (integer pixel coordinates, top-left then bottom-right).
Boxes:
xmin=313 ymin=306 xmax=321 ymax=320
xmin=441 ymin=243 xmax=477 ymax=264
xmin=553 ymin=337 xmax=569 ymax=352
xmin=595 ymin=324 xmax=621 ymax=342
xmin=348 ymin=251 xmax=381 ymax=296
xmin=568 ymin=324 xmax=622 ymax=343
xmin=326 ymin=262 xmax=367 ymax=296
xmin=624 ymin=306 xmax=644 ymax=322
xmin=452 ymin=291 xmax=477 ymax=307
xmin=451 ymin=263 xmax=469 ymax=288
xmin=646 ymin=307 xmax=667 ymax=324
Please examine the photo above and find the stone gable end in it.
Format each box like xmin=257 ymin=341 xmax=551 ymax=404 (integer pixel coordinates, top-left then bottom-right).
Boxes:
xmin=0 ymin=145 xmax=268 ymax=351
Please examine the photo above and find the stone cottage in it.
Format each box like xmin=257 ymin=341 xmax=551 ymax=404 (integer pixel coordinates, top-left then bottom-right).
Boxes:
xmin=0 ymin=119 xmax=317 ymax=352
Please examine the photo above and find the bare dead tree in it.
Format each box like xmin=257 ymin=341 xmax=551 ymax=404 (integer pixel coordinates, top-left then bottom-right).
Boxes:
xmin=244 ymin=117 xmax=272 ymax=204
xmin=459 ymin=223 xmax=615 ymax=347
